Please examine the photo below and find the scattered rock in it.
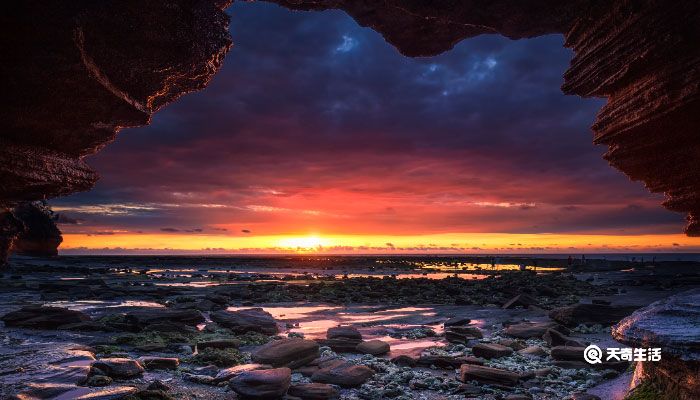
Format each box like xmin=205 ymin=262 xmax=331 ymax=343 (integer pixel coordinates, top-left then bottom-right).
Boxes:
xmin=211 ymin=308 xmax=279 ymax=335
xmin=356 ymin=340 xmax=390 ymax=355
xmin=229 ymin=367 xmax=291 ymax=399
xmin=252 ymin=338 xmax=319 ymax=368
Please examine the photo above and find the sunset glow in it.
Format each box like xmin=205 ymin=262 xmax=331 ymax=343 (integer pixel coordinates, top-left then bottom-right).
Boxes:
xmin=51 ymin=2 xmax=700 ymax=254
xmin=60 ymin=232 xmax=700 ymax=254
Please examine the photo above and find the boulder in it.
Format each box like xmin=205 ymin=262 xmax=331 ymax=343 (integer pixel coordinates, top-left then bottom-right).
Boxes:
xmin=138 ymin=356 xmax=179 ymax=370
xmin=356 ymin=340 xmax=390 ymax=355
xmin=471 ymin=343 xmax=513 ymax=359
xmin=612 ymin=289 xmax=700 ymax=399
xmin=92 ymin=358 xmax=144 ymax=378
xmin=229 ymin=367 xmax=291 ymax=399
xmin=311 ymin=360 xmax=374 ymax=388
xmin=211 ymin=308 xmax=279 ymax=335
xmin=252 ymin=339 xmax=319 ymax=368
xmin=549 ymin=304 xmax=639 ymax=327
xmin=288 ymin=383 xmax=340 ymax=400
xmin=1 ymin=305 xmax=91 ymax=329
xmin=459 ymin=364 xmax=520 ymax=386
xmin=327 ymin=326 xmax=362 ymax=340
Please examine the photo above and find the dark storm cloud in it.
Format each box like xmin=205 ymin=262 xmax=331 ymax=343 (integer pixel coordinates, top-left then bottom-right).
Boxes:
xmin=51 ymin=1 xmax=685 ymax=235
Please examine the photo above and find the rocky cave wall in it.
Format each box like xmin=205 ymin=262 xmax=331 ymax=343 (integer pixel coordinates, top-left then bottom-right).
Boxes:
xmin=1 ymin=0 xmax=700 ymax=264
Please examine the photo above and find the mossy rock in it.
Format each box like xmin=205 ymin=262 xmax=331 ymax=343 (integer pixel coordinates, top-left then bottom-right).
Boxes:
xmin=186 ymin=348 xmax=246 ymax=367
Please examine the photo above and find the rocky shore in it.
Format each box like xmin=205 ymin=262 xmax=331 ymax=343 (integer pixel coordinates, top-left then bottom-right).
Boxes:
xmin=1 ymin=258 xmax=699 ymax=399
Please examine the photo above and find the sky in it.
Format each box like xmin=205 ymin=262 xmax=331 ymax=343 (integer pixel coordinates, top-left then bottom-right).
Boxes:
xmin=53 ymin=2 xmax=700 ymax=254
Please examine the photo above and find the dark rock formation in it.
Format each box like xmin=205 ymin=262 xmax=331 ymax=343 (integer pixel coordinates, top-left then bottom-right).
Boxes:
xmin=613 ymin=289 xmax=700 ymax=399
xmin=0 ymin=211 xmax=23 ymax=266
xmin=2 ymin=0 xmax=699 ymax=237
xmin=11 ymin=202 xmax=62 ymax=257
xmin=0 ymin=0 xmax=232 ymax=204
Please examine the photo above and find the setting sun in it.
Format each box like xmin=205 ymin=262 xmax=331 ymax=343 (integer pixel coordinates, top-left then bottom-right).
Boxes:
xmin=276 ymin=235 xmax=329 ymax=250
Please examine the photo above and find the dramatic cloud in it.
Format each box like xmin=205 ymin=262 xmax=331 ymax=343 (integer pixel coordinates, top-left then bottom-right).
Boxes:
xmin=53 ymin=2 xmax=685 ymax=241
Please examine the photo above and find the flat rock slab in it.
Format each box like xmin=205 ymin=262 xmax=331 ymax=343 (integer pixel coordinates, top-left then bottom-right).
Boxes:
xmin=211 ymin=308 xmax=279 ymax=335
xmin=459 ymin=364 xmax=520 ymax=386
xmin=91 ymin=358 xmax=144 ymax=378
xmin=472 ymin=343 xmax=513 ymax=359
xmin=229 ymin=367 xmax=291 ymax=399
xmin=1 ymin=306 xmax=91 ymax=329
xmin=612 ymin=288 xmax=700 ymax=360
xmin=252 ymin=338 xmax=319 ymax=368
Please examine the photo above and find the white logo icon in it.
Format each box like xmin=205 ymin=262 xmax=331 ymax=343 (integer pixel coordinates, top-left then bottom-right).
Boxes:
xmin=584 ymin=344 xmax=603 ymax=364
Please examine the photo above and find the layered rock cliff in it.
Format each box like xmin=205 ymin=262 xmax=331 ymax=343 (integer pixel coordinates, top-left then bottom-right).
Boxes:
xmin=1 ymin=0 xmax=699 ymax=265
